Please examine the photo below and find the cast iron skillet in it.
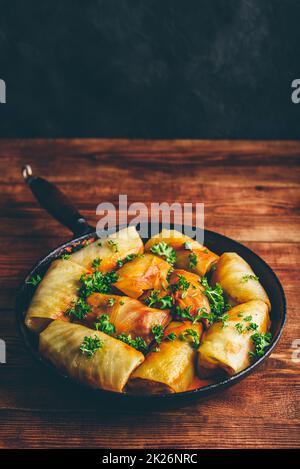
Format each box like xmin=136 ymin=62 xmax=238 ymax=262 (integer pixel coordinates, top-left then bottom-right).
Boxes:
xmin=16 ymin=165 xmax=286 ymax=403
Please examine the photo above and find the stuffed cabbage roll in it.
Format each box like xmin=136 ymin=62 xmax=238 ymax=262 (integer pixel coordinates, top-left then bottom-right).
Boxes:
xmin=211 ymin=252 xmax=271 ymax=310
xmin=169 ymin=269 xmax=210 ymax=323
xmin=40 ymin=320 xmax=144 ymax=392
xmin=198 ymin=300 xmax=270 ymax=377
xmin=128 ymin=321 xmax=203 ymax=394
xmin=25 ymin=259 xmax=88 ymax=333
xmin=145 ymin=229 xmax=218 ymax=276
xmin=85 ymin=293 xmax=171 ymax=344
xmin=70 ymin=226 xmax=144 ymax=272
xmin=114 ymin=254 xmax=171 ymax=299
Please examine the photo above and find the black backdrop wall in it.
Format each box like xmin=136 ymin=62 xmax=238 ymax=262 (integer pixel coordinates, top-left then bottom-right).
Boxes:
xmin=0 ymin=0 xmax=299 ymax=138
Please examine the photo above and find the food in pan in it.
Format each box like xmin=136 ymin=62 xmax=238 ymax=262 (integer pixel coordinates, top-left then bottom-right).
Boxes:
xmin=25 ymin=228 xmax=273 ymax=394
xmin=145 ymin=229 xmax=219 ymax=276
xmin=114 ymin=253 xmax=171 ymax=298
xmin=128 ymin=321 xmax=202 ymax=394
xmin=69 ymin=226 xmax=144 ymax=272
xmin=198 ymin=300 xmax=270 ymax=376
xmin=25 ymin=259 xmax=88 ymax=333
xmin=40 ymin=320 xmax=144 ymax=392
xmin=85 ymin=293 xmax=171 ymax=345
xmin=211 ymin=252 xmax=271 ymax=310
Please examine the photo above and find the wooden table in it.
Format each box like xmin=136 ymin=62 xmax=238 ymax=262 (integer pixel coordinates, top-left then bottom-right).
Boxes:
xmin=0 ymin=140 xmax=299 ymax=449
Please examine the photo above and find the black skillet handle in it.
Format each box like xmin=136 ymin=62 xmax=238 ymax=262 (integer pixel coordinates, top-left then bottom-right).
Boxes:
xmin=22 ymin=165 xmax=94 ymax=237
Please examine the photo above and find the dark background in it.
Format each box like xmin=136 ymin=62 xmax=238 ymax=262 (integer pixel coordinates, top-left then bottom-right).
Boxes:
xmin=0 ymin=0 xmax=299 ymax=138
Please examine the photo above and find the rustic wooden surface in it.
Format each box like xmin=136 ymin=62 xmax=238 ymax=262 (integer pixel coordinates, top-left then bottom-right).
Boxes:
xmin=0 ymin=139 xmax=299 ymax=449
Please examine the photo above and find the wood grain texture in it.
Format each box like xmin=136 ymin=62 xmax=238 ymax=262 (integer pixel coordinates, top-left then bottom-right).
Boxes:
xmin=0 ymin=139 xmax=299 ymax=449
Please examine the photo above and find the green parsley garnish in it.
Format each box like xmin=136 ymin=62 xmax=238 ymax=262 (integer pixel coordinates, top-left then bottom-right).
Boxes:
xmin=246 ymin=322 xmax=258 ymax=332
xmin=219 ymin=312 xmax=229 ymax=328
xmin=61 ymin=253 xmax=71 ymax=260
xmin=249 ymin=332 xmax=272 ymax=358
xmin=188 ymin=252 xmax=198 ymax=269
xmin=241 ymin=274 xmax=259 ymax=283
xmin=107 ymin=297 xmax=116 ymax=307
xmin=243 ymin=315 xmax=253 ymax=322
xmin=166 ymin=332 xmax=177 ymax=341
xmin=80 ymin=335 xmax=103 ymax=358
xmin=107 ymin=239 xmax=119 ymax=253
xmin=200 ymin=277 xmax=228 ymax=320
xmin=91 ymin=257 xmax=102 ymax=269
xmin=171 ymin=274 xmax=190 ymax=294
xmin=144 ymin=290 xmax=173 ymax=309
xmin=95 ymin=314 xmax=116 ymax=336
xmin=119 ymin=300 xmax=125 ymax=305
xmin=79 ymin=270 xmax=118 ymax=298
xmin=27 ymin=274 xmax=42 ymax=287
xmin=235 ymin=323 xmax=244 ymax=334
xmin=150 ymin=242 xmax=176 ymax=265
xmin=179 ymin=328 xmax=201 ymax=349
xmin=151 ymin=324 xmax=164 ymax=345
xmin=203 ymin=248 xmax=209 ymax=254
xmin=65 ymin=297 xmax=91 ymax=320
xmin=116 ymin=333 xmax=148 ymax=354
xmin=117 ymin=253 xmax=138 ymax=268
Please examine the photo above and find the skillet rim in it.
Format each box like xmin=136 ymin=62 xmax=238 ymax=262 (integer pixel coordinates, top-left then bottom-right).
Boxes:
xmin=15 ymin=224 xmax=286 ymax=401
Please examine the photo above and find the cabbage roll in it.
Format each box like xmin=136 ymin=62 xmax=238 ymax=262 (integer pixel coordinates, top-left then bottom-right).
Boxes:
xmin=86 ymin=293 xmax=171 ymax=344
xmin=145 ymin=229 xmax=218 ymax=276
xmin=70 ymin=226 xmax=144 ymax=272
xmin=39 ymin=320 xmax=144 ymax=392
xmin=128 ymin=322 xmax=203 ymax=394
xmin=198 ymin=300 xmax=270 ymax=377
xmin=114 ymin=254 xmax=171 ymax=299
xmin=25 ymin=259 xmax=88 ymax=333
xmin=211 ymin=252 xmax=271 ymax=310
xmin=169 ymin=269 xmax=210 ymax=323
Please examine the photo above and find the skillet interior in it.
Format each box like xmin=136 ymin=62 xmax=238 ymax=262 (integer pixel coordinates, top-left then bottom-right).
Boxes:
xmin=15 ymin=222 xmax=286 ymax=403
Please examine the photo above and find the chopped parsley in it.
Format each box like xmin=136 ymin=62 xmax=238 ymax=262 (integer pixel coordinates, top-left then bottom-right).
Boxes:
xmin=249 ymin=332 xmax=272 ymax=358
xmin=144 ymin=290 xmax=173 ymax=309
xmin=219 ymin=312 xmax=229 ymax=328
xmin=243 ymin=315 xmax=253 ymax=322
xmin=246 ymin=322 xmax=258 ymax=332
xmin=203 ymin=248 xmax=209 ymax=254
xmin=235 ymin=323 xmax=244 ymax=334
xmin=188 ymin=252 xmax=198 ymax=269
xmin=116 ymin=333 xmax=148 ymax=354
xmin=119 ymin=300 xmax=125 ymax=306
xmin=241 ymin=274 xmax=259 ymax=283
xmin=166 ymin=332 xmax=177 ymax=341
xmin=91 ymin=257 xmax=102 ymax=269
xmin=27 ymin=274 xmax=42 ymax=287
xmin=150 ymin=242 xmax=176 ymax=265
xmin=116 ymin=253 xmax=138 ymax=268
xmin=95 ymin=314 xmax=116 ymax=336
xmin=151 ymin=324 xmax=164 ymax=345
xmin=79 ymin=270 xmax=118 ymax=298
xmin=61 ymin=253 xmax=71 ymax=260
xmin=171 ymin=274 xmax=191 ymax=295
xmin=144 ymin=289 xmax=160 ymax=307
xmin=80 ymin=335 xmax=103 ymax=358
xmin=65 ymin=297 xmax=91 ymax=320
xmin=200 ymin=277 xmax=228 ymax=321
xmin=179 ymin=328 xmax=201 ymax=349
xmin=107 ymin=297 xmax=116 ymax=307
xmin=107 ymin=239 xmax=119 ymax=253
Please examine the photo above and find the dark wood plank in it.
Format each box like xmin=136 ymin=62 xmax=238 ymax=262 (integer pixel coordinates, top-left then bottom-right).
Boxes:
xmin=0 ymin=139 xmax=299 ymax=449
